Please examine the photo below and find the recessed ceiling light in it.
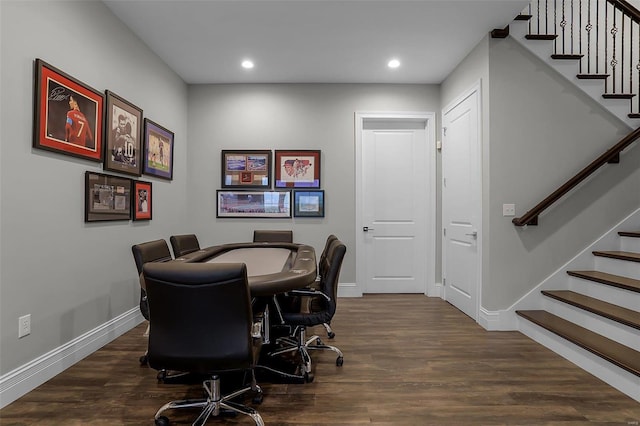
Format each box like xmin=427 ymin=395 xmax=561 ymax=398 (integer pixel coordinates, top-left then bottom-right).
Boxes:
xmin=388 ymin=59 xmax=401 ymax=69
xmin=241 ymin=60 xmax=254 ymax=69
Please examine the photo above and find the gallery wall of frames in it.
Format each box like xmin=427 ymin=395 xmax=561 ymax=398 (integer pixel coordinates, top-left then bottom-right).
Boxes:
xmin=33 ymin=58 xmax=325 ymax=223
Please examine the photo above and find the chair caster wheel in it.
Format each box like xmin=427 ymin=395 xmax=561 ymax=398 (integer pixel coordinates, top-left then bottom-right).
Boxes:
xmin=139 ymin=355 xmax=148 ymax=366
xmin=157 ymin=370 xmax=167 ymax=382
xmin=252 ymin=391 xmax=264 ymax=404
xmin=327 ymin=331 xmax=336 ymax=339
xmin=336 ymin=356 xmax=344 ymax=366
xmin=304 ymin=372 xmax=314 ymax=383
xmin=155 ymin=416 xmax=170 ymax=426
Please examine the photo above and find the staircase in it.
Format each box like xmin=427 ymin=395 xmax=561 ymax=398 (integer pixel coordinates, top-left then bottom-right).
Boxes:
xmin=502 ymin=0 xmax=640 ymax=128
xmin=514 ymin=213 xmax=640 ymax=402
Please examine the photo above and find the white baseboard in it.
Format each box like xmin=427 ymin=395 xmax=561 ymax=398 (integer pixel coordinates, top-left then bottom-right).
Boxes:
xmin=0 ymin=308 xmax=144 ymax=409
xmin=337 ymin=282 xmax=361 ymax=297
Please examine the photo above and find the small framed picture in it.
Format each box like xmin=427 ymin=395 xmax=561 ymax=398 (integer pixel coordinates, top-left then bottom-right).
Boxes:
xmin=216 ymin=190 xmax=291 ymax=218
xmin=132 ymin=180 xmax=152 ymax=221
xmin=84 ymin=171 xmax=132 ymax=222
xmin=221 ymin=150 xmax=272 ymax=188
xmin=33 ymin=59 xmax=104 ymax=162
xmin=274 ymin=150 xmax=321 ymax=188
xmin=104 ymin=90 xmax=143 ymax=176
xmin=294 ymin=190 xmax=325 ymax=217
xmin=143 ymin=119 xmax=174 ymax=180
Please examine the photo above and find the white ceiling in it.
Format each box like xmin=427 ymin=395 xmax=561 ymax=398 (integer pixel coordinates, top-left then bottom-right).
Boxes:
xmin=102 ymin=0 xmax=530 ymax=85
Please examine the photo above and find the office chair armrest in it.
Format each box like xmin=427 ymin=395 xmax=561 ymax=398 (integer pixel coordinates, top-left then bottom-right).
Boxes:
xmin=287 ymin=288 xmax=331 ymax=302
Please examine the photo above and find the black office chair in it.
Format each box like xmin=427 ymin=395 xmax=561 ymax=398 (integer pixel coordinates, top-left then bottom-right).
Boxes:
xmin=269 ymin=239 xmax=346 ymax=382
xmin=315 ymin=234 xmax=338 ymax=339
xmin=169 ymin=234 xmax=201 ymax=257
xmin=143 ymin=262 xmax=264 ymax=426
xmin=252 ymin=230 xmax=293 ymax=243
xmin=131 ymin=239 xmax=173 ymax=365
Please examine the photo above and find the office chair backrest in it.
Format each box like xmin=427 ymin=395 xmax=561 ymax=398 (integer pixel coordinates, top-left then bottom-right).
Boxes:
xmin=131 ymin=239 xmax=173 ymax=275
xmin=317 ymin=239 xmax=346 ymax=318
xmin=143 ymin=262 xmax=255 ymax=374
xmin=318 ymin=234 xmax=338 ymax=273
xmin=253 ymin=230 xmax=293 ymax=243
xmin=169 ymin=234 xmax=201 ymax=257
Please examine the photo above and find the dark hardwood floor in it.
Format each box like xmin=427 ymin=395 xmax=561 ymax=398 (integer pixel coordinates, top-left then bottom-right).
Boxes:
xmin=1 ymin=295 xmax=639 ymax=425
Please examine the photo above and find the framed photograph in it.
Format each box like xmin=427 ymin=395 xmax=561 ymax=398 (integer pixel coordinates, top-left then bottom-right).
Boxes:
xmin=132 ymin=180 xmax=152 ymax=221
xmin=143 ymin=119 xmax=174 ymax=180
xmin=33 ymin=59 xmax=104 ymax=162
xmin=216 ymin=190 xmax=291 ymax=218
xmin=221 ymin=150 xmax=272 ymax=188
xmin=274 ymin=150 xmax=321 ymax=188
xmin=84 ymin=171 xmax=132 ymax=222
xmin=293 ymin=190 xmax=325 ymax=217
xmin=104 ymin=91 xmax=143 ymax=176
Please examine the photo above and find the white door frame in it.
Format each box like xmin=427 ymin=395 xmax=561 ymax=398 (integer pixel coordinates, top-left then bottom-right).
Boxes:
xmin=441 ymin=82 xmax=483 ymax=320
xmin=354 ymin=111 xmax=437 ymax=297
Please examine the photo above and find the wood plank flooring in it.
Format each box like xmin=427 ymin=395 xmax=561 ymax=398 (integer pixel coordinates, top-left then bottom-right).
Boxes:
xmin=1 ymin=295 xmax=639 ymax=425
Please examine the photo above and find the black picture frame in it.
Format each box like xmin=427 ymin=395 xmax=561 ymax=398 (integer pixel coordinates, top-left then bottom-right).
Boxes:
xmin=33 ymin=59 xmax=104 ymax=162
xmin=85 ymin=171 xmax=132 ymax=222
xmin=293 ymin=190 xmax=325 ymax=217
xmin=104 ymin=90 xmax=143 ymax=176
xmin=143 ymin=119 xmax=174 ymax=180
xmin=221 ymin=150 xmax=272 ymax=188
xmin=216 ymin=190 xmax=291 ymax=218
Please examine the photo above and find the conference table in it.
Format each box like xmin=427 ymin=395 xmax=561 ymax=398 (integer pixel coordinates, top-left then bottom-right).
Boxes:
xmin=171 ymin=241 xmax=318 ymax=382
xmin=172 ymin=241 xmax=317 ymax=297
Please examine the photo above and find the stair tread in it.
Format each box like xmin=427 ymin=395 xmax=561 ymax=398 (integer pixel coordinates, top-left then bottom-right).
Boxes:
xmin=551 ymin=54 xmax=583 ymax=59
xmin=525 ymin=34 xmax=558 ymax=40
xmin=542 ymin=290 xmax=640 ymax=329
xmin=593 ymin=250 xmax=640 ymax=262
xmin=516 ymin=310 xmax=640 ymax=376
xmin=602 ymin=93 xmax=636 ymax=99
xmin=567 ymin=270 xmax=640 ymax=293
xmin=618 ymin=231 xmax=640 ymax=238
xmin=576 ymin=74 xmax=610 ymax=80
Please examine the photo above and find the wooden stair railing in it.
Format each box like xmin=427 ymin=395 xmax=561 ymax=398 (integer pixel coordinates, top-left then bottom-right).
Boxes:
xmin=512 ymin=126 xmax=640 ymax=226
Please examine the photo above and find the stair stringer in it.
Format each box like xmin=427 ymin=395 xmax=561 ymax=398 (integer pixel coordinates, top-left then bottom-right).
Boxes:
xmin=508 ymin=20 xmax=637 ymax=129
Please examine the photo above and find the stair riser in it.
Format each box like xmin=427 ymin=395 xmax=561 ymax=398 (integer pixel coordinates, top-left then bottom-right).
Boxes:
xmin=518 ymin=319 xmax=640 ymax=402
xmin=568 ymin=276 xmax=640 ymax=311
xmin=541 ymin=297 xmax=640 ymax=351
xmin=593 ymin=256 xmax=640 ymax=279
xmin=620 ymin=236 xmax=640 ymax=253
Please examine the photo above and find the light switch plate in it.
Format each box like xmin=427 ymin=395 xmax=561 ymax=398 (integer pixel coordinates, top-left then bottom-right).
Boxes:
xmin=503 ymin=204 xmax=515 ymax=217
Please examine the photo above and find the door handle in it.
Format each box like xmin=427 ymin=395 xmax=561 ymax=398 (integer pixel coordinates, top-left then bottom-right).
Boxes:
xmin=465 ymin=231 xmax=478 ymax=238
xmin=363 ymin=226 xmax=375 ymax=232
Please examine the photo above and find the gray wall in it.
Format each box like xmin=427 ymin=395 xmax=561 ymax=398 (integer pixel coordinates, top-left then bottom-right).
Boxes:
xmin=485 ymin=36 xmax=639 ymax=310
xmin=0 ymin=0 xmax=188 ymax=375
xmin=442 ymin=34 xmax=639 ymax=312
xmin=186 ymin=84 xmax=440 ymax=285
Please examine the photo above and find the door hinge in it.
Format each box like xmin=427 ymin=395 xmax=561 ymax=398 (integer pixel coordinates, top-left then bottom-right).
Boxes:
xmin=443 ymin=228 xmax=446 ymax=236
xmin=442 ymin=127 xmax=447 ymax=137
xmin=443 ymin=278 xmax=446 ymax=286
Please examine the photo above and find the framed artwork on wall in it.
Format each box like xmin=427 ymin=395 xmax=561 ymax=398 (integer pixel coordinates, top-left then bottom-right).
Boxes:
xmin=132 ymin=180 xmax=152 ymax=221
xmin=84 ymin=171 xmax=132 ymax=222
xmin=221 ymin=150 xmax=272 ymax=188
xmin=216 ymin=190 xmax=291 ymax=218
xmin=33 ymin=59 xmax=104 ymax=162
xmin=293 ymin=190 xmax=324 ymax=217
xmin=104 ymin=90 xmax=143 ymax=176
xmin=274 ymin=150 xmax=321 ymax=188
xmin=143 ymin=119 xmax=174 ymax=180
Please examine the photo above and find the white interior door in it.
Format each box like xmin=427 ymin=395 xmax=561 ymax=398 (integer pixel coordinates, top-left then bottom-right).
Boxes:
xmin=442 ymin=85 xmax=481 ymax=320
xmin=357 ymin=113 xmax=434 ymax=294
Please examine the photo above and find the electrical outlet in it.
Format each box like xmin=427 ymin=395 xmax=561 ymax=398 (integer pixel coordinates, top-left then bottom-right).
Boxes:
xmin=18 ymin=314 xmax=31 ymax=338
xmin=503 ymin=204 xmax=516 ymax=217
